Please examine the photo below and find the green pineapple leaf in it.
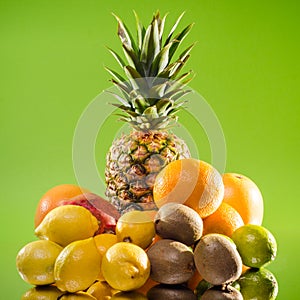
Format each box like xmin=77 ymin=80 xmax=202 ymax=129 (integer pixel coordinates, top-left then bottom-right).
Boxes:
xmin=143 ymin=105 xmax=159 ymax=118
xmin=150 ymin=42 xmax=174 ymax=76
xmin=105 ymin=67 xmax=127 ymax=83
xmin=106 ymin=47 xmax=126 ymax=68
xmin=112 ymin=13 xmax=138 ymax=53
xmin=156 ymin=99 xmax=173 ymax=115
xmin=165 ymin=11 xmax=185 ymax=45
xmin=122 ymin=44 xmax=144 ymax=75
xmin=169 ymin=22 xmax=194 ymax=62
xmin=111 ymin=79 xmax=132 ymax=96
xmin=106 ymin=91 xmax=131 ymax=107
xmin=158 ymin=12 xmax=167 ymax=40
xmin=133 ymin=10 xmax=145 ymax=51
xmin=179 ymin=43 xmax=196 ymax=60
xmin=107 ymin=11 xmax=195 ymax=131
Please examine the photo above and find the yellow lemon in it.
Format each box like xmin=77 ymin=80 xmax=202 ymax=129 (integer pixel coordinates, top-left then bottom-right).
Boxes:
xmin=54 ymin=237 xmax=101 ymax=292
xmin=87 ymin=280 xmax=117 ymax=299
xmin=94 ymin=234 xmax=118 ymax=256
xmin=116 ymin=211 xmax=155 ymax=249
xmin=94 ymin=234 xmax=118 ymax=280
xmin=101 ymin=242 xmax=150 ymax=291
xmin=35 ymin=205 xmax=98 ymax=247
xmin=16 ymin=240 xmax=63 ymax=285
xmin=22 ymin=285 xmax=65 ymax=299
xmin=60 ymin=292 xmax=97 ymax=299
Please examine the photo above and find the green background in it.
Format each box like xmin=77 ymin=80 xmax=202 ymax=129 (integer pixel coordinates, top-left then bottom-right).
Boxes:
xmin=1 ymin=0 xmax=299 ymax=298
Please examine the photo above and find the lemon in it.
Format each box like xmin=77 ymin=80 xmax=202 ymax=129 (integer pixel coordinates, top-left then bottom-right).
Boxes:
xmin=111 ymin=291 xmax=148 ymax=300
xmin=237 ymin=268 xmax=278 ymax=300
xmin=94 ymin=233 xmax=118 ymax=257
xmin=22 ymin=285 xmax=65 ymax=299
xmin=232 ymin=224 xmax=277 ymax=268
xmin=35 ymin=205 xmax=98 ymax=247
xmin=101 ymin=242 xmax=150 ymax=291
xmin=93 ymin=233 xmax=118 ymax=281
xmin=54 ymin=237 xmax=101 ymax=293
xmin=87 ymin=280 xmax=117 ymax=299
xmin=16 ymin=240 xmax=63 ymax=285
xmin=116 ymin=210 xmax=155 ymax=249
xmin=60 ymin=292 xmax=97 ymax=299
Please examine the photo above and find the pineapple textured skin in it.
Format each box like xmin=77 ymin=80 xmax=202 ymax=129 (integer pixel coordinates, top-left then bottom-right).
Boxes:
xmin=105 ymin=130 xmax=190 ymax=212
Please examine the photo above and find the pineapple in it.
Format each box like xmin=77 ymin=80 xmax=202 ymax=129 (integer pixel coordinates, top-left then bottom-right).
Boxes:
xmin=105 ymin=11 xmax=194 ymax=213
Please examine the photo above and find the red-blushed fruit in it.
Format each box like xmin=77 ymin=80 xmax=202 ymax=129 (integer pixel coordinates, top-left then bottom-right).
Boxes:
xmin=61 ymin=193 xmax=120 ymax=234
xmin=34 ymin=184 xmax=89 ymax=228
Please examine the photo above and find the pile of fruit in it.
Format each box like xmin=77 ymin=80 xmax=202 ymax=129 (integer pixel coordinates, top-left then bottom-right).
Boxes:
xmin=17 ymin=159 xmax=278 ymax=300
xmin=17 ymin=11 xmax=278 ymax=300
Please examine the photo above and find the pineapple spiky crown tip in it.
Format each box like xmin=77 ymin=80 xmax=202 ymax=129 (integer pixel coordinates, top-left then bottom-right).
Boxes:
xmin=106 ymin=11 xmax=195 ymax=131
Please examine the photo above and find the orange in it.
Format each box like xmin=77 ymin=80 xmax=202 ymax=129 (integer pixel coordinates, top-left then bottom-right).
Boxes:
xmin=153 ymin=158 xmax=224 ymax=218
xmin=34 ymin=184 xmax=89 ymax=228
xmin=146 ymin=234 xmax=161 ymax=251
xmin=222 ymin=173 xmax=264 ymax=225
xmin=188 ymin=269 xmax=203 ymax=292
xmin=136 ymin=277 xmax=158 ymax=295
xmin=202 ymin=202 xmax=244 ymax=237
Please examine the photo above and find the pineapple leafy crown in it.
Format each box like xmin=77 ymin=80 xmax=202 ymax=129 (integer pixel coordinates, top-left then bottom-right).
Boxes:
xmin=106 ymin=11 xmax=195 ymax=131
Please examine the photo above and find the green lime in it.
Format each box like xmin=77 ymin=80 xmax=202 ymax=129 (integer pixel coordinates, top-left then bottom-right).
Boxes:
xmin=195 ymin=279 xmax=212 ymax=298
xmin=232 ymin=224 xmax=277 ymax=268
xmin=237 ymin=268 xmax=278 ymax=300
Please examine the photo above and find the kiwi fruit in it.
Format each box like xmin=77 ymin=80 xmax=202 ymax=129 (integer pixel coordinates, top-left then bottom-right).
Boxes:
xmin=147 ymin=239 xmax=195 ymax=284
xmin=194 ymin=233 xmax=242 ymax=285
xmin=154 ymin=203 xmax=203 ymax=246
xmin=110 ymin=291 xmax=147 ymax=299
xmin=147 ymin=284 xmax=197 ymax=300
xmin=201 ymin=286 xmax=243 ymax=300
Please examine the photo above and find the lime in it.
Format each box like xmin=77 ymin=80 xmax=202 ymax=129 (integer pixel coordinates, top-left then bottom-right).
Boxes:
xmin=101 ymin=242 xmax=150 ymax=291
xmin=232 ymin=224 xmax=277 ymax=268
xmin=116 ymin=210 xmax=155 ymax=249
xmin=195 ymin=279 xmax=212 ymax=298
xmin=54 ymin=237 xmax=101 ymax=292
xmin=237 ymin=268 xmax=278 ymax=300
xmin=16 ymin=240 xmax=63 ymax=285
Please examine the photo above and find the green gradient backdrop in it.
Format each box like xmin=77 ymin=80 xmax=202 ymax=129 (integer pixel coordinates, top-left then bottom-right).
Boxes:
xmin=1 ymin=0 xmax=299 ymax=298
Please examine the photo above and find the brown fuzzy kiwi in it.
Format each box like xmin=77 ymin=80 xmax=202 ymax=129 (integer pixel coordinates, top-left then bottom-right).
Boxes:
xmin=154 ymin=203 xmax=203 ymax=246
xmin=111 ymin=291 xmax=147 ymax=299
xmin=194 ymin=234 xmax=242 ymax=286
xmin=147 ymin=284 xmax=197 ymax=300
xmin=147 ymin=239 xmax=195 ymax=284
xmin=201 ymin=285 xmax=243 ymax=300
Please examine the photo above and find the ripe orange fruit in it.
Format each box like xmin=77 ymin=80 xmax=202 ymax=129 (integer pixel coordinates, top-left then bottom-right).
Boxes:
xmin=188 ymin=269 xmax=203 ymax=292
xmin=153 ymin=159 xmax=224 ymax=218
xmin=34 ymin=184 xmax=89 ymax=228
xmin=222 ymin=173 xmax=264 ymax=225
xmin=202 ymin=202 xmax=244 ymax=237
xmin=136 ymin=277 xmax=158 ymax=295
